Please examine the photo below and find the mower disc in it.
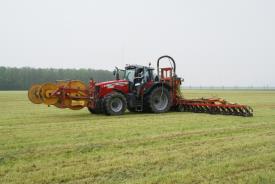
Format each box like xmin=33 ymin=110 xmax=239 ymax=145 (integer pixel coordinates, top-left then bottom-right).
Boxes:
xmin=56 ymin=81 xmax=68 ymax=88
xmin=28 ymin=84 xmax=42 ymax=104
xmin=53 ymin=81 xmax=69 ymax=108
xmin=40 ymin=83 xmax=59 ymax=105
xmin=53 ymin=99 xmax=67 ymax=109
xmin=65 ymin=80 xmax=88 ymax=109
xmin=66 ymin=80 xmax=87 ymax=95
xmin=69 ymin=104 xmax=85 ymax=110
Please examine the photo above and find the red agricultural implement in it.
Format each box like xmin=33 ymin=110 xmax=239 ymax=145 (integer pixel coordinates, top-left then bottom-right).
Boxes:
xmin=28 ymin=56 xmax=253 ymax=117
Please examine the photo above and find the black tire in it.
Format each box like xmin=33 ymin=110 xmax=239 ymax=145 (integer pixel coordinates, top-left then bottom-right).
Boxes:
xmin=103 ymin=92 xmax=127 ymax=115
xmin=127 ymin=107 xmax=137 ymax=113
xmin=147 ymin=87 xmax=171 ymax=113
xmin=88 ymin=100 xmax=103 ymax=114
xmin=88 ymin=107 xmax=101 ymax=114
xmin=177 ymin=105 xmax=185 ymax=112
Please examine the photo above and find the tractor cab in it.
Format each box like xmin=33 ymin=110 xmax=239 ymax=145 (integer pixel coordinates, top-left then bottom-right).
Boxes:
xmin=124 ymin=65 xmax=154 ymax=85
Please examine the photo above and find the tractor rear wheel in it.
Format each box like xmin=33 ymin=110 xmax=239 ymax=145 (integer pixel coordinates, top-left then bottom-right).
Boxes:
xmin=147 ymin=87 xmax=171 ymax=113
xmin=103 ymin=92 xmax=127 ymax=115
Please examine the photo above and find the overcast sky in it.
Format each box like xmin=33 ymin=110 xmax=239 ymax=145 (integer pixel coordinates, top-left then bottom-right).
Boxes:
xmin=0 ymin=0 xmax=274 ymax=87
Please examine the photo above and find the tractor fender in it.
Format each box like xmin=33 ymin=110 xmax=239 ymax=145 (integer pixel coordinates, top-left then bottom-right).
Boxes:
xmin=107 ymin=89 xmax=128 ymax=105
xmin=144 ymin=82 xmax=171 ymax=96
xmin=100 ymin=89 xmax=127 ymax=106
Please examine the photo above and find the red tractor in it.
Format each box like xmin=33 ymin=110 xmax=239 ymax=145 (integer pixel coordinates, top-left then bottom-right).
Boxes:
xmin=28 ymin=56 xmax=253 ymax=117
xmin=87 ymin=55 xmax=183 ymax=115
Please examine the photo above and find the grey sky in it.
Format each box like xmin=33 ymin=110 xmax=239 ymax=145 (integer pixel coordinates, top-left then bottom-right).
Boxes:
xmin=0 ymin=0 xmax=274 ymax=86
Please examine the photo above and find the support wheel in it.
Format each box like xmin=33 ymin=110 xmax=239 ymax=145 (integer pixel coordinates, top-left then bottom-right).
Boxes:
xmin=103 ymin=93 xmax=127 ymax=115
xmin=147 ymin=87 xmax=171 ymax=113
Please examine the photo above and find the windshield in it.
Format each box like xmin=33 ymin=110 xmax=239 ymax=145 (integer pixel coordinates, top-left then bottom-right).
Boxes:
xmin=124 ymin=69 xmax=135 ymax=82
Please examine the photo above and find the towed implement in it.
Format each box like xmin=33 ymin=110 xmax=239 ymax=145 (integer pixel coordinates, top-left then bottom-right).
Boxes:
xmin=28 ymin=56 xmax=253 ymax=117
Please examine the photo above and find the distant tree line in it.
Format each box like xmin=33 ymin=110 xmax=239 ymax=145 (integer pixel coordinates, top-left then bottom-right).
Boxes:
xmin=0 ymin=67 xmax=114 ymax=90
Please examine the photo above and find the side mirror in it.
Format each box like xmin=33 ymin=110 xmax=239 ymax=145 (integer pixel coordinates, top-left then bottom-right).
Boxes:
xmin=114 ymin=67 xmax=119 ymax=80
xmin=114 ymin=67 xmax=120 ymax=80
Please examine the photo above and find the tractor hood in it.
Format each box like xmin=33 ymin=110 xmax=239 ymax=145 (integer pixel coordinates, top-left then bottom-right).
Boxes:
xmin=94 ymin=80 xmax=129 ymax=97
xmin=95 ymin=80 xmax=129 ymax=88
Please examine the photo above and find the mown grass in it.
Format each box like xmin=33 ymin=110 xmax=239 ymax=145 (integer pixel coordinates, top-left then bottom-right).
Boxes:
xmin=0 ymin=90 xmax=274 ymax=184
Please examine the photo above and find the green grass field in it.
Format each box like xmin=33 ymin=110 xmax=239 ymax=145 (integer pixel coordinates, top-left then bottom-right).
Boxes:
xmin=0 ymin=90 xmax=274 ymax=184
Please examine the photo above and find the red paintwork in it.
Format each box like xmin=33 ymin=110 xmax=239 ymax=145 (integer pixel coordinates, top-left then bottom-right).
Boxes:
xmin=161 ymin=67 xmax=173 ymax=79
xmin=95 ymin=80 xmax=129 ymax=98
xmin=141 ymin=80 xmax=154 ymax=95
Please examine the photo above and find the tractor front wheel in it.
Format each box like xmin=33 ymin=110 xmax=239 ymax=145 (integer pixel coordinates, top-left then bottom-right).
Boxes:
xmin=103 ymin=93 xmax=127 ymax=115
xmin=88 ymin=100 xmax=103 ymax=114
xmin=88 ymin=107 xmax=102 ymax=114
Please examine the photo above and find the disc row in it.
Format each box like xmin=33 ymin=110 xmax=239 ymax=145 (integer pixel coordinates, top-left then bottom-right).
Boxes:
xmin=178 ymin=104 xmax=253 ymax=117
xmin=28 ymin=80 xmax=88 ymax=110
